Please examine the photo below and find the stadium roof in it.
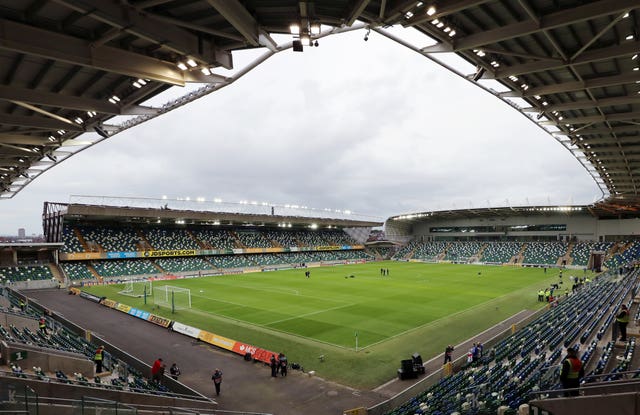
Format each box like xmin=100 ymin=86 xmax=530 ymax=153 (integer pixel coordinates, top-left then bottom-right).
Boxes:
xmin=45 ymin=196 xmax=382 ymax=228
xmin=388 ymin=200 xmax=640 ymax=223
xmin=0 ymin=1 xmax=639 ymax=210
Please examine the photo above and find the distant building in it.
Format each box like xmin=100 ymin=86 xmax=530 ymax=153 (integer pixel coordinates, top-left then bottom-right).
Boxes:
xmin=18 ymin=228 xmax=25 ymax=238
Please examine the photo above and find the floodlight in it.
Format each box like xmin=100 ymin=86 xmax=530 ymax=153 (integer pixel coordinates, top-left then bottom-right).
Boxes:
xmin=289 ymin=24 xmax=300 ymax=34
xmin=426 ymin=6 xmax=436 ymax=16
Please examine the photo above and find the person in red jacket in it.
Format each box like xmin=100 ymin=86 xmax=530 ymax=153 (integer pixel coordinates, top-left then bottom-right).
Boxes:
xmin=151 ymin=358 xmax=163 ymax=383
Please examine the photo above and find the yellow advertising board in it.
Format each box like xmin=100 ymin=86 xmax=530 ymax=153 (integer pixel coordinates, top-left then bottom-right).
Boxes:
xmin=141 ymin=249 xmax=197 ymax=258
xmin=60 ymin=252 xmax=103 ymax=261
xmin=115 ymin=303 xmax=132 ymax=313
xmin=198 ymin=330 xmax=236 ymax=350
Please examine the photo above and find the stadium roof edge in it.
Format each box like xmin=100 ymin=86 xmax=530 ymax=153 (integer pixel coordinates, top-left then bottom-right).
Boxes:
xmin=46 ymin=202 xmax=382 ymax=228
xmin=388 ymin=201 xmax=640 ymax=222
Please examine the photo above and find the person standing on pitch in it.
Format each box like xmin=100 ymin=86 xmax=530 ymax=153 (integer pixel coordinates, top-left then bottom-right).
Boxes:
xmin=212 ymin=368 xmax=223 ymax=396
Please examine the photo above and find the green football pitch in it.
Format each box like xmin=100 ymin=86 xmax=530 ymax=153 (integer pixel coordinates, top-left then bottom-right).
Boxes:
xmin=84 ymin=261 xmax=570 ymax=388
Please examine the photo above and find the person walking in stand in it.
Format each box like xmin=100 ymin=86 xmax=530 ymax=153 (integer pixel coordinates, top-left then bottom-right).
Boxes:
xmin=38 ymin=316 xmax=47 ymax=335
xmin=94 ymin=345 xmax=104 ymax=374
xmin=444 ymin=345 xmax=454 ymax=364
xmin=212 ymin=368 xmax=223 ymax=396
xmin=560 ymin=347 xmax=584 ymax=397
xmin=151 ymin=358 xmax=163 ymax=383
xmin=169 ymin=363 xmax=181 ymax=381
xmin=617 ymin=304 xmax=630 ymax=342
xmin=279 ymin=352 xmax=288 ymax=377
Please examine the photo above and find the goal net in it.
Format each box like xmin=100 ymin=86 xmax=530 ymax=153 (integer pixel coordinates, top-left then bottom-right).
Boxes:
xmin=153 ymin=285 xmax=192 ymax=310
xmin=118 ymin=278 xmax=152 ymax=298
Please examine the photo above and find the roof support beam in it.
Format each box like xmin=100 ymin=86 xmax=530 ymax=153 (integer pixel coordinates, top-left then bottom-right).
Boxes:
xmin=491 ymin=41 xmax=640 ymax=79
xmin=0 ymin=19 xmax=223 ymax=86
xmin=205 ymin=0 xmax=259 ymax=46
xmin=0 ymin=134 xmax=51 ymax=146
xmin=422 ymin=0 xmax=640 ymax=52
xmin=345 ymin=0 xmax=372 ymax=26
xmin=526 ymin=95 xmax=640 ymax=112
xmin=405 ymin=0 xmax=492 ymax=27
xmin=0 ymin=114 xmax=84 ymax=131
xmin=557 ymin=125 xmax=640 ymax=136
xmin=501 ymin=73 xmax=640 ymax=98
xmin=0 ymin=85 xmax=120 ymax=114
xmin=541 ymin=110 xmax=640 ymax=125
xmin=52 ymin=0 xmax=231 ymax=67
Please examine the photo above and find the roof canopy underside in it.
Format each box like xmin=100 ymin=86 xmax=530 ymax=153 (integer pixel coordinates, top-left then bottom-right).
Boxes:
xmin=0 ymin=1 xmax=639 ymax=209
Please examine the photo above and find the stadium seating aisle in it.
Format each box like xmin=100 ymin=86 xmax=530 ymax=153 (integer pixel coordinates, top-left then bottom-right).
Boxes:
xmin=383 ymin=269 xmax=640 ymax=415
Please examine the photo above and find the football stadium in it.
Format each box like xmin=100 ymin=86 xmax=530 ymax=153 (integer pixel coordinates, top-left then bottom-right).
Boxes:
xmin=1 ymin=1 xmax=640 ymax=415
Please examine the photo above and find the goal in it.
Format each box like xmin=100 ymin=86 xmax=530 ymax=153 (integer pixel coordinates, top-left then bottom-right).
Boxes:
xmin=153 ymin=285 xmax=192 ymax=310
xmin=119 ymin=278 xmax=152 ymax=298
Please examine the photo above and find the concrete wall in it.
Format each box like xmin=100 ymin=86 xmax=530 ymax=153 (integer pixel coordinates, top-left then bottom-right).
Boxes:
xmin=1 ymin=342 xmax=93 ymax=375
xmin=0 ymin=375 xmax=217 ymax=414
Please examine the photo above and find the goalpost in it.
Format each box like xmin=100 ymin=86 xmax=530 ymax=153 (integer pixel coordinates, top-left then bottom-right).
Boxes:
xmin=153 ymin=285 xmax=192 ymax=311
xmin=119 ymin=278 xmax=152 ymax=298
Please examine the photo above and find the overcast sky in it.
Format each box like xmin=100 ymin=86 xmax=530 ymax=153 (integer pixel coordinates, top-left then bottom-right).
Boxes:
xmin=0 ymin=27 xmax=601 ymax=236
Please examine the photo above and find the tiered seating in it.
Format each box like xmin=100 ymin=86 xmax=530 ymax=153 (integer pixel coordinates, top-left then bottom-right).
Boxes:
xmin=61 ymin=262 xmax=95 ymax=280
xmin=290 ymin=230 xmax=328 ymax=247
xmin=371 ymin=246 xmax=395 ymax=259
xmin=606 ymin=241 xmax=640 ymax=270
xmin=192 ymin=228 xmax=236 ymax=249
xmin=143 ymin=228 xmax=199 ymax=250
xmin=251 ymin=253 xmax=285 ymax=266
xmin=412 ymin=241 xmax=447 ymax=260
xmin=155 ymin=257 xmax=212 ymax=273
xmin=92 ymin=259 xmax=157 ymax=277
xmin=264 ymin=230 xmax=299 ymax=247
xmin=0 ymin=265 xmax=53 ymax=282
xmin=385 ymin=269 xmax=637 ymax=415
xmin=392 ymin=240 xmax=419 ymax=259
xmin=81 ymin=226 xmax=140 ymax=252
xmin=208 ymin=255 xmax=256 ymax=269
xmin=481 ymin=242 xmax=522 ymax=263
xmin=443 ymin=241 xmax=483 ymax=261
xmin=323 ymin=230 xmax=358 ymax=245
xmin=235 ymin=230 xmax=273 ymax=248
xmin=61 ymin=226 xmax=84 ymax=253
xmin=571 ymin=241 xmax=613 ymax=267
xmin=522 ymin=242 xmax=567 ymax=265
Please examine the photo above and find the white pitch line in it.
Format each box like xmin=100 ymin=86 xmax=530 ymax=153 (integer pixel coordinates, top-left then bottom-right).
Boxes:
xmin=265 ymin=302 xmax=354 ymax=326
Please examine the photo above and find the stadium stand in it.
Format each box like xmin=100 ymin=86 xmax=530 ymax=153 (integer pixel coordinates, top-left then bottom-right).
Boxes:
xmin=92 ymin=259 xmax=157 ymax=278
xmin=234 ymin=230 xmax=273 ymax=248
xmin=481 ymin=242 xmax=522 ymax=264
xmin=383 ymin=268 xmax=640 ymax=415
xmin=443 ymin=241 xmax=484 ymax=262
xmin=0 ymin=266 xmax=53 ymax=282
xmin=522 ymin=241 xmax=567 ymax=265
xmin=60 ymin=262 xmax=95 ymax=280
xmin=192 ymin=228 xmax=237 ymax=250
xmin=143 ymin=227 xmax=200 ymax=250
xmin=81 ymin=226 xmax=141 ymax=252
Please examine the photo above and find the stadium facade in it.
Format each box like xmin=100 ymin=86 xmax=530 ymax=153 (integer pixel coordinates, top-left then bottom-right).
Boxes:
xmin=386 ymin=204 xmax=640 ymax=244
